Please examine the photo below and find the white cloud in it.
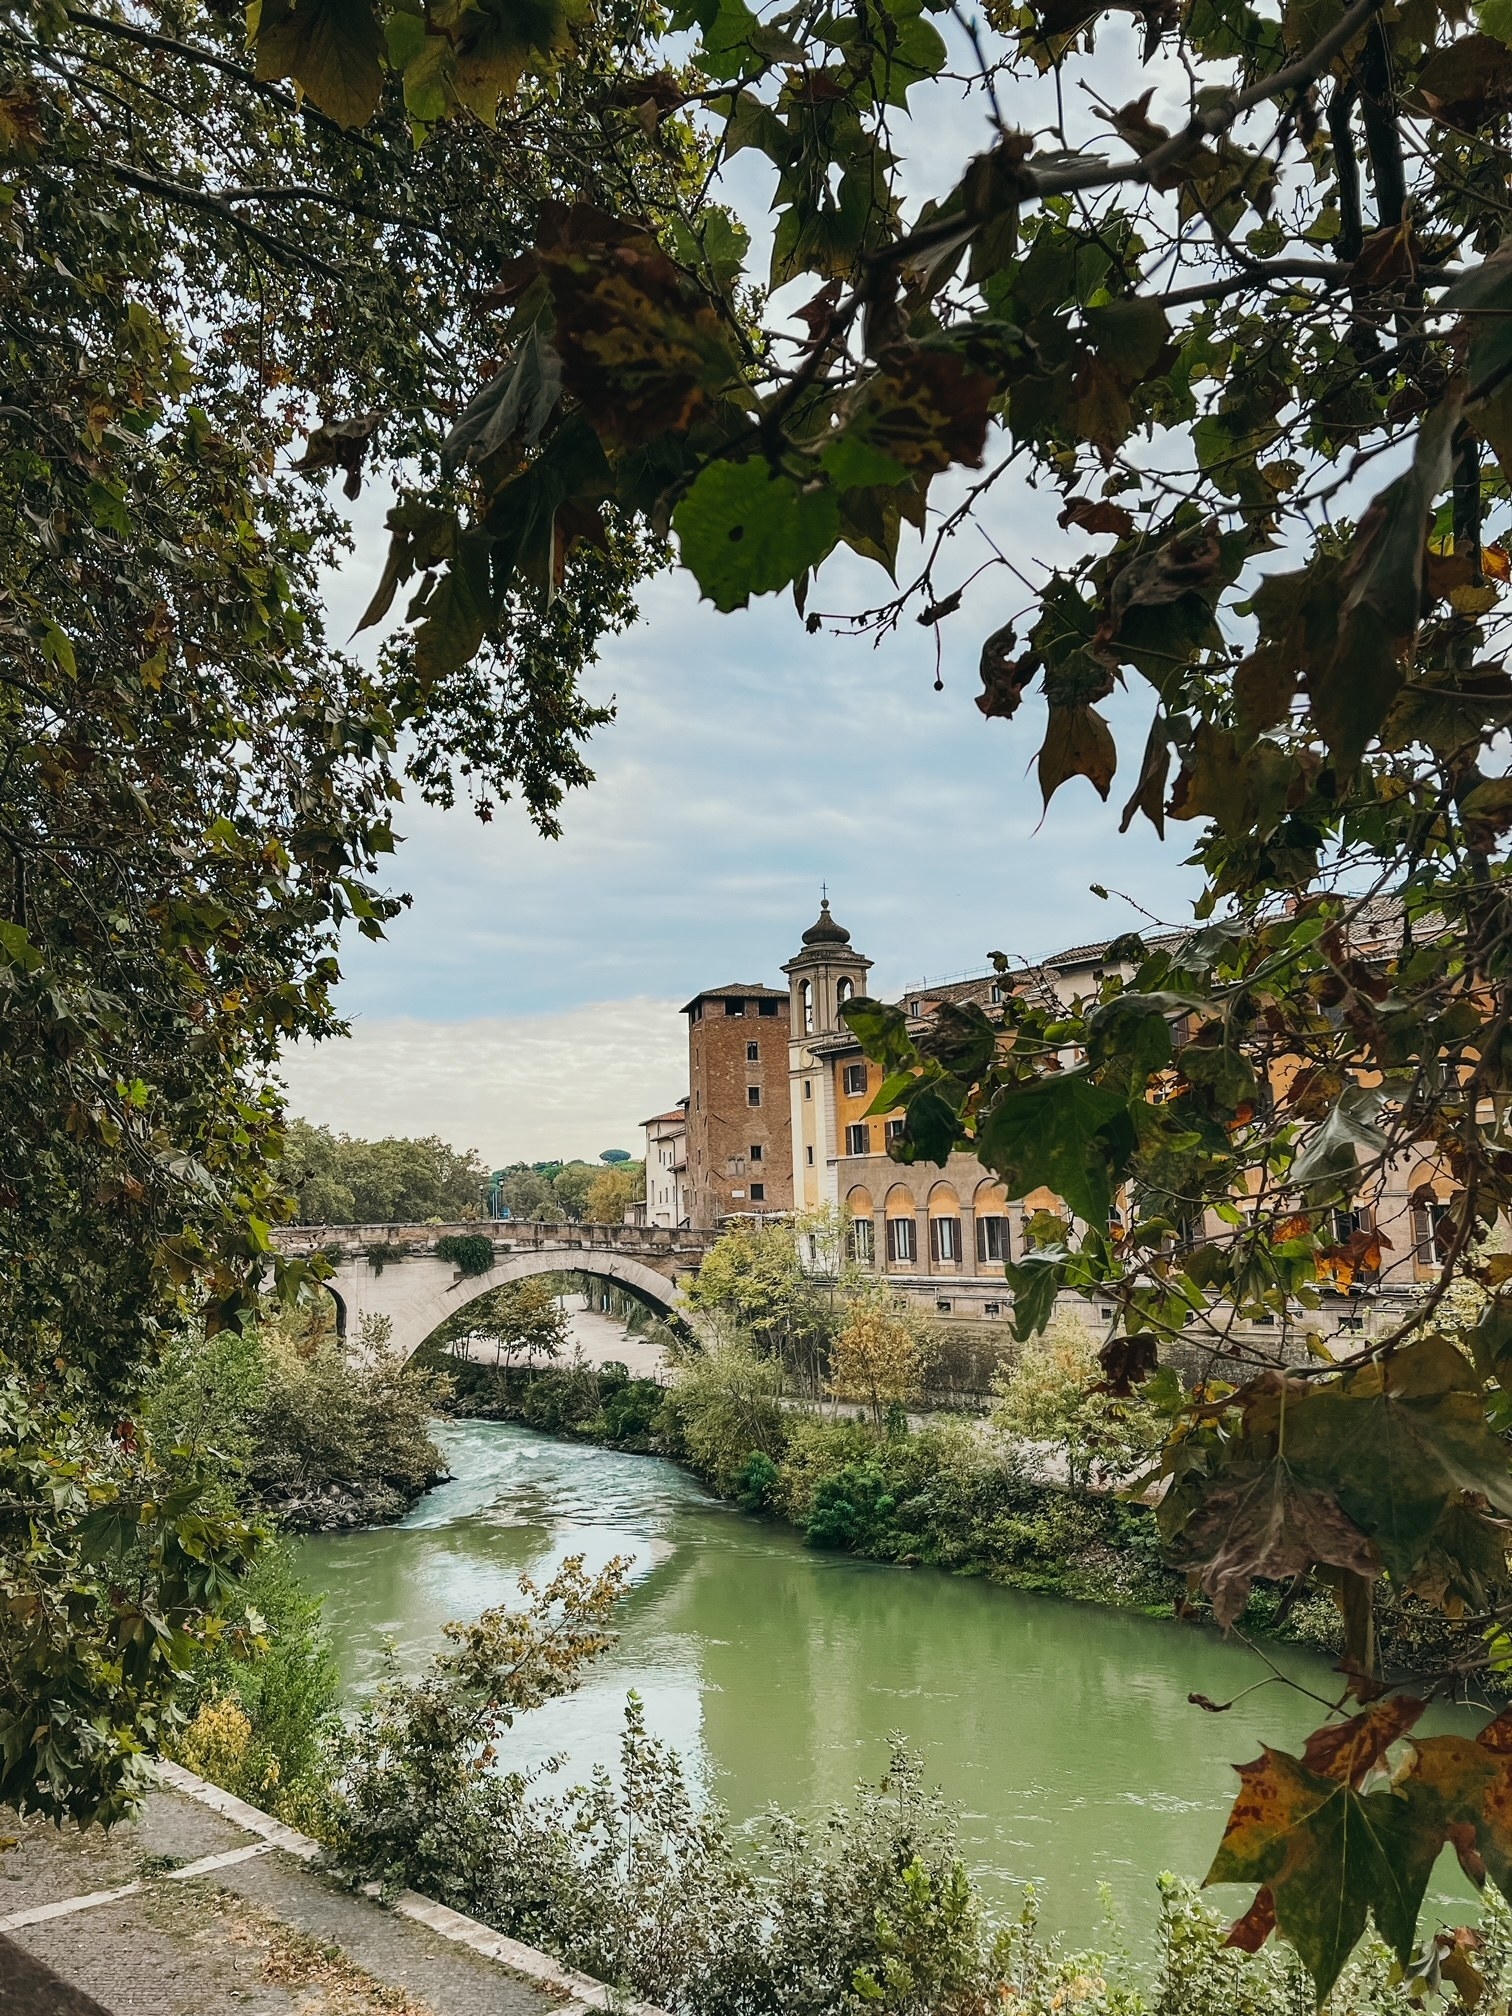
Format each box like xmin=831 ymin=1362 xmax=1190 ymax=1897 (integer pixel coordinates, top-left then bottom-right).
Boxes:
xmin=278 ymin=999 xmax=689 ymax=1166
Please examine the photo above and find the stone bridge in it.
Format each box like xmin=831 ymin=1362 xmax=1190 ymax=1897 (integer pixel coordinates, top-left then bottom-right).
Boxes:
xmin=271 ymin=1221 xmax=719 ymax=1361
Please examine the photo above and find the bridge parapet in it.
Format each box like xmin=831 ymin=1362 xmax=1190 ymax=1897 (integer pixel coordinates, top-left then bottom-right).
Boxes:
xmin=272 ymin=1221 xmax=717 ymax=1262
xmin=271 ymin=1221 xmax=717 ymax=1360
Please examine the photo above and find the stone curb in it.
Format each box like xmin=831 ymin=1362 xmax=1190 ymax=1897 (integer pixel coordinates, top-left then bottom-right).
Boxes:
xmin=154 ymin=1760 xmax=669 ymax=2016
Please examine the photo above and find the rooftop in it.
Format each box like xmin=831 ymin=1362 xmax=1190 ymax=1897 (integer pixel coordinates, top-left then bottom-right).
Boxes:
xmin=680 ymin=981 xmax=789 ymax=1014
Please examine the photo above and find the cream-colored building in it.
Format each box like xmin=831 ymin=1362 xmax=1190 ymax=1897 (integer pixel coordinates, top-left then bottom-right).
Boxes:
xmin=641 ymin=1103 xmax=689 ymax=1228
xmin=666 ymin=898 xmax=1458 ymax=1343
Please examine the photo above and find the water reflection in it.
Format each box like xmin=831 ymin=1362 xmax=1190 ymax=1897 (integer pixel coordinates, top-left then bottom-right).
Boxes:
xmin=295 ymin=1419 xmax=1476 ymax=1943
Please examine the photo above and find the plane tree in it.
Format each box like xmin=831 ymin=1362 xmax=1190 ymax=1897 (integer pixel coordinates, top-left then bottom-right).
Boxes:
xmin=0 ymin=0 xmax=706 ymax=1823
xmin=245 ymin=0 xmax=1512 ymax=1987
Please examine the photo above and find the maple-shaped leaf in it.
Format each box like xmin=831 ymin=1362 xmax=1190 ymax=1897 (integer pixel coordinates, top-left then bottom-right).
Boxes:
xmin=1286 ymin=1335 xmax=1512 ymax=1580
xmin=253 ymin=0 xmax=384 ymax=128
xmin=1402 ymin=1707 xmax=1512 ymax=1895
xmin=1207 ymin=1745 xmax=1437 ymax=1998
xmin=975 ymin=1067 xmax=1133 ymax=1226
xmin=1166 ymin=1458 xmax=1381 ymax=1627
xmin=837 ymin=345 xmax=996 ymax=479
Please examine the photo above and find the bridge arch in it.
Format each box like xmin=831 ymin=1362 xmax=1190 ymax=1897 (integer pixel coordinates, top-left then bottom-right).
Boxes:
xmin=321 ymin=1246 xmax=688 ymax=1362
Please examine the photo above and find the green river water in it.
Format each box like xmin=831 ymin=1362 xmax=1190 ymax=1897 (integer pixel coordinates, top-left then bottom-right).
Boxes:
xmin=295 ymin=1418 xmax=1481 ymax=1948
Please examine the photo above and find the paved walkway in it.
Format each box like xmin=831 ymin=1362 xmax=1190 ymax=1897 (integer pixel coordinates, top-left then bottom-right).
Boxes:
xmin=1 ymin=1764 xmax=657 ymax=2016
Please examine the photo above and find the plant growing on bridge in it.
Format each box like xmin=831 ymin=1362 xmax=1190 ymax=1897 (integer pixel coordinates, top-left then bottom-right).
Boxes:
xmin=435 ymin=1232 xmax=497 ymax=1277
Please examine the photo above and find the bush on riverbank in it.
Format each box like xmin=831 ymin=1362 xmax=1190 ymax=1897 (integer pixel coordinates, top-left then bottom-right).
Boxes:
xmin=432 ymin=1346 xmax=669 ymax=1451
xmin=307 ymin=1549 xmax=1512 ymax=2016
xmin=147 ymin=1303 xmax=451 ymax=1532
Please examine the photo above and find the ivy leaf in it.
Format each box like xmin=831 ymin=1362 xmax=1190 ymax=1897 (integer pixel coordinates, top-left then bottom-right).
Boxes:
xmin=976 ymin=1067 xmax=1132 ymax=1225
xmin=252 ymin=0 xmax=384 ymax=128
xmin=674 ymin=460 xmax=841 ymax=611
xmin=1287 ymin=1337 xmax=1512 ymax=1580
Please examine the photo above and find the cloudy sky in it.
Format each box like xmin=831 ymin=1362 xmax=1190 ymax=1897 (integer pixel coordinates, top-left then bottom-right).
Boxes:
xmin=280 ymin=491 xmax=1205 ymax=1167
xmin=278 ymin=35 xmax=1217 ymax=1168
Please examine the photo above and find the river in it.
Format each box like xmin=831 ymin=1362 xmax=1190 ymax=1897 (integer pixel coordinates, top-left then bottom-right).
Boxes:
xmin=295 ymin=1416 xmax=1480 ymax=1948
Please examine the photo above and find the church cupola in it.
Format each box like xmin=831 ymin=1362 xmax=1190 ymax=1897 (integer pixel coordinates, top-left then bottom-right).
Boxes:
xmin=782 ymin=895 xmax=872 ymax=1037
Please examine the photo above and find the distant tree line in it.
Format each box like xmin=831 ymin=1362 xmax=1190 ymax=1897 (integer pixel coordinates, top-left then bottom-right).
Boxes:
xmin=277 ymin=1126 xmax=646 ymax=1228
xmin=494 ymin=1161 xmax=644 ymax=1226
xmin=282 ymin=1121 xmax=489 ymax=1226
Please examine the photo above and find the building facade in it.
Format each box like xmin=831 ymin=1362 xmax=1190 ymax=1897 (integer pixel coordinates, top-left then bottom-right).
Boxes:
xmin=682 ymin=982 xmax=793 ymax=1224
xmin=641 ymin=1104 xmax=689 ymax=1227
xmin=661 ymin=898 xmax=1460 ymax=1344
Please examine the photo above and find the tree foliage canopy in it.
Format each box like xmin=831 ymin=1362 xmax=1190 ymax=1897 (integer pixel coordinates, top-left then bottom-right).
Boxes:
xmin=0 ymin=0 xmax=706 ymax=1822
xmin=238 ymin=0 xmax=1512 ymax=1985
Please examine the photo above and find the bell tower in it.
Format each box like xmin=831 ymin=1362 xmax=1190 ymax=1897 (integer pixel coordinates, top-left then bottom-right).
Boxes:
xmin=782 ymin=898 xmax=872 ymax=1211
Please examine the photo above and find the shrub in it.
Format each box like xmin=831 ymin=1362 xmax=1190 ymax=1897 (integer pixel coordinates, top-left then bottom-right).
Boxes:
xmin=668 ymin=1338 xmax=788 ymax=1492
xmin=734 ymin=1450 xmax=779 ymax=1511
xmin=435 ymin=1232 xmax=496 ymax=1276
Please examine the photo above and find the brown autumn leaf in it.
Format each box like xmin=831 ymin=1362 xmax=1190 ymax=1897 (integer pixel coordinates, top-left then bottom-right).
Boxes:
xmin=1301 ymin=1695 xmax=1425 ymax=1786
xmin=1095 ymin=1330 xmax=1159 ymax=1396
xmin=1037 ymin=701 xmax=1116 ymax=804
xmin=976 ymin=626 xmax=1037 ymax=720
xmin=532 ymin=202 xmax=746 ymax=450
xmin=1097 ymin=527 xmax=1223 ymax=655
xmin=851 ymin=345 xmax=996 ymax=475
xmin=1412 ymin=33 xmax=1512 ymax=127
xmin=1353 ymin=219 xmax=1419 ymax=293
xmin=1059 ymin=496 xmax=1137 ymax=538
xmin=1118 ymin=712 xmax=1170 ymax=837
xmin=291 ymin=412 xmax=381 ymax=500
xmin=1166 ymin=1458 xmax=1382 ymax=1627
xmin=1225 ymin=1888 xmax=1277 ymax=1951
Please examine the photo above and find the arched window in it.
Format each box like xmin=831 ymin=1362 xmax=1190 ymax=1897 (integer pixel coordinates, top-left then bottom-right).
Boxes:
xmin=800 ymin=979 xmax=814 ymax=1034
xmin=836 ymin=975 xmax=854 ymax=1006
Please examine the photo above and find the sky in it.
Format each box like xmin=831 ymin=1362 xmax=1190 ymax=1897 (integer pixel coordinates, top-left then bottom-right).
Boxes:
xmin=278 ymin=32 xmax=1215 ymax=1168
xmin=279 ymin=494 xmax=1206 ymax=1167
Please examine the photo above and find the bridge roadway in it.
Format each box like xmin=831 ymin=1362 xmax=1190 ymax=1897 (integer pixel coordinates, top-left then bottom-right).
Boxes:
xmin=270 ymin=1221 xmax=718 ymax=1360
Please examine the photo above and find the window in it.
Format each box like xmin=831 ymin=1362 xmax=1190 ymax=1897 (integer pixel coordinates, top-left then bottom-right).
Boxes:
xmin=750 ymin=1183 xmax=765 ymax=1201
xmin=930 ymin=1216 xmax=961 ymax=1263
xmin=750 ymin=1144 xmax=763 ymax=1162
xmin=845 ymin=1122 xmax=870 ymax=1155
xmin=977 ymin=1215 xmax=1008 ymax=1263
xmin=843 ymin=1063 xmax=867 ymax=1097
xmin=1333 ymin=1205 xmax=1372 ymax=1243
xmin=804 ymin=1080 xmax=812 ymax=1100
xmin=695 ymin=1091 xmax=701 ymax=1110
xmin=747 ymin=1040 xmax=760 ymax=1062
xmin=983 ymin=1301 xmax=1002 ymax=1319
xmin=758 ymin=998 xmax=779 ymax=1017
xmin=836 ymin=976 xmax=854 ymax=1005
xmin=747 ymin=1085 xmax=762 ymax=1107
xmin=887 ymin=1216 xmax=916 ymax=1263
xmin=884 ymin=1118 xmax=904 ymax=1145
xmin=805 ymin=1145 xmax=815 ymax=1165
xmin=1338 ymin=1314 xmax=1364 ymax=1332
xmin=690 ymin=1002 xmax=703 ymax=1022
xmin=800 ymin=979 xmax=814 ymax=1035
xmin=1414 ymin=1199 xmax=1453 ymax=1265
xmin=725 ymin=998 xmax=745 ymax=1016
xmin=909 ymin=999 xmax=921 ymax=1017
xmin=936 ymin=1299 xmax=953 ymax=1314
xmin=989 ymin=982 xmax=1003 ymax=1004
xmin=850 ymin=1217 xmax=875 ymax=1262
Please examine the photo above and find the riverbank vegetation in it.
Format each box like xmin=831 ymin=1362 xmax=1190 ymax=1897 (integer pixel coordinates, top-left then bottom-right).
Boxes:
xmin=281 ymin=1123 xmax=490 ymax=1226
xmin=145 ymin=1305 xmax=449 ymax=1533
xmin=185 ymin=1545 xmax=1512 ymax=2016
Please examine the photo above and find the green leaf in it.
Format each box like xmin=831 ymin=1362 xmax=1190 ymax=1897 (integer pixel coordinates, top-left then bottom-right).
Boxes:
xmin=1207 ymin=1747 xmax=1439 ymax=1998
xmin=975 ymin=1068 xmax=1132 ymax=1225
xmin=253 ymin=0 xmax=385 ymax=129
xmin=1003 ymin=1246 xmax=1065 ymax=1339
xmin=674 ymin=461 xmax=841 ymax=611
xmin=1288 ymin=1336 xmax=1512 ymax=1580
xmin=842 ymin=997 xmax=920 ymax=1073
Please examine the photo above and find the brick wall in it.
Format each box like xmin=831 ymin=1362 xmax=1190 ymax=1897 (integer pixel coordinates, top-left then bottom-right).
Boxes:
xmin=686 ymin=991 xmax=793 ymax=1226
